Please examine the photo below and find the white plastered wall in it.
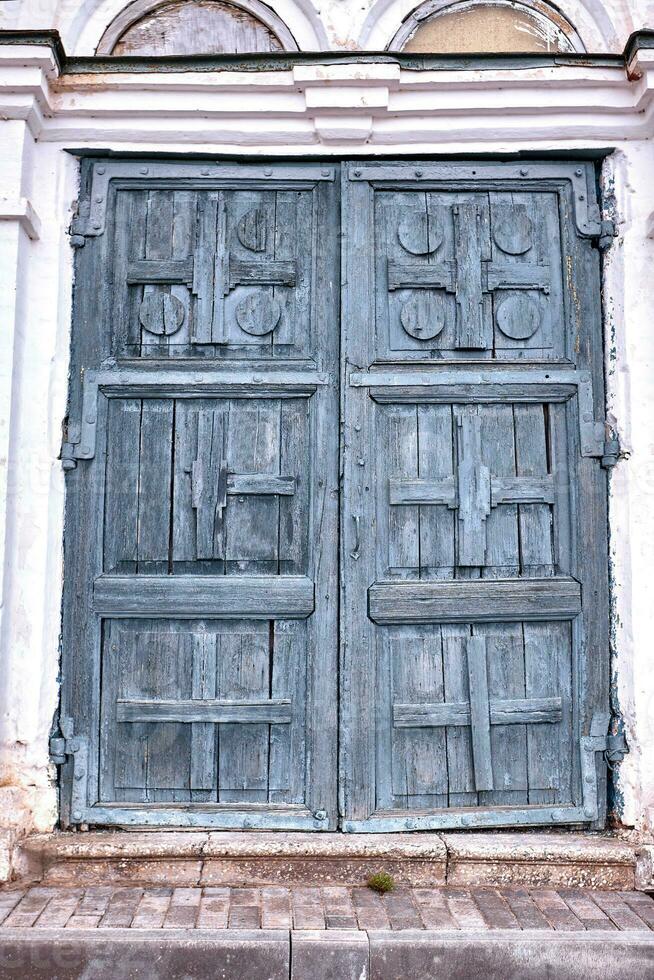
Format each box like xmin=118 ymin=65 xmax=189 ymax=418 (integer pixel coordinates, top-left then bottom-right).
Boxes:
xmin=1 ymin=1 xmax=654 ymax=853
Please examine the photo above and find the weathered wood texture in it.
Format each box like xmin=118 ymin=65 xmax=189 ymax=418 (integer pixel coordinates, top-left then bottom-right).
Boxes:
xmin=342 ymin=162 xmax=609 ymax=828
xmin=110 ymin=1 xmax=285 ymax=57
xmin=62 ymin=159 xmax=608 ymax=832
xmin=63 ymin=162 xmax=339 ymax=826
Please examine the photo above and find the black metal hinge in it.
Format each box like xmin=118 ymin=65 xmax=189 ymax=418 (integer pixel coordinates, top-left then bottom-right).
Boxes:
xmin=597 ymin=218 xmax=618 ymax=251
xmin=601 ymin=430 xmax=622 ymax=469
xmin=49 ymin=714 xmax=76 ymax=764
xmin=605 ymin=730 xmax=629 ymax=770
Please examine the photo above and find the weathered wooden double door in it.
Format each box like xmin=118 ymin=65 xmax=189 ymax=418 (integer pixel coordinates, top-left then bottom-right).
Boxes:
xmin=61 ymin=159 xmax=610 ymax=831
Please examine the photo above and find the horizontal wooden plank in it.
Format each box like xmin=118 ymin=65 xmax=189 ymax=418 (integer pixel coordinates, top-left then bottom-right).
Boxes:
xmin=368 ymin=577 xmax=581 ymax=624
xmin=92 ymin=369 xmax=329 ymax=399
xmin=126 ymin=258 xmax=194 ymax=285
xmin=228 ymin=258 xmax=296 ymax=289
xmin=394 ymin=696 xmax=563 ymax=728
xmin=351 ymin=369 xmax=584 ymax=389
xmin=228 ymin=475 xmax=295 ymax=496
xmin=387 ymin=261 xmax=454 ymax=291
xmin=487 ymin=263 xmax=549 ymax=291
xmin=94 ymin=575 xmax=314 ymax=619
xmin=117 ymin=698 xmax=292 ymax=724
xmin=390 ymin=476 xmax=554 ymax=507
xmin=368 ymin=385 xmax=576 ymax=404
xmin=389 ymin=478 xmax=456 ymax=506
xmin=492 ymin=476 xmax=555 ymax=505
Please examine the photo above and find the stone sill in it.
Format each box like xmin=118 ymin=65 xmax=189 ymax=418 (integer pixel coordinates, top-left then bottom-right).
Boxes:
xmin=11 ymin=830 xmax=645 ymax=891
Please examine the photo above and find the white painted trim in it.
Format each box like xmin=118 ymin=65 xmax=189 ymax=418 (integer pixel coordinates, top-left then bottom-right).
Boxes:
xmin=2 ymin=56 xmax=652 ymax=147
xmin=95 ymin=0 xmax=300 ymax=54
xmin=0 ymin=198 xmax=42 ymax=240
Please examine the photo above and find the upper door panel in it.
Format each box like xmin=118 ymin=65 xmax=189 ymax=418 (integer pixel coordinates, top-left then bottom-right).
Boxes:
xmin=346 ymin=162 xmax=600 ymax=365
xmin=74 ymin=161 xmax=335 ymax=364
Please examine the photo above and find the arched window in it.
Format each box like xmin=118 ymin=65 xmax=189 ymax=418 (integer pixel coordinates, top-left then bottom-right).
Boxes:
xmin=390 ymin=0 xmax=583 ymax=53
xmin=97 ymin=0 xmax=298 ymax=56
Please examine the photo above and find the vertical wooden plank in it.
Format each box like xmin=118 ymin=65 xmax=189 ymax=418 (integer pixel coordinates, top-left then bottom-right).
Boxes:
xmin=524 ymin=621 xmax=573 ymax=805
xmin=391 ymin=627 xmax=448 ymax=807
xmin=190 ymin=632 xmax=217 ymax=801
xmin=103 ymin=399 xmax=141 ymax=574
xmin=466 ymin=634 xmax=493 ymax=792
xmin=192 ymin=193 xmax=219 ymax=344
xmin=111 ymin=191 xmax=143 ymax=356
xmin=170 ymin=189 xmax=195 ymax=355
xmin=304 ymin=174 xmax=339 ymax=823
xmin=217 ymin=625 xmax=269 ymax=803
xmin=192 ymin=407 xmax=227 ymax=559
xmin=268 ymin=620 xmax=306 ymax=803
xmin=171 ymin=399 xmax=199 ymax=571
xmin=442 ymin=625 xmax=477 ymax=807
xmin=385 ymin=405 xmax=419 ymax=578
xmin=137 ymin=399 xmax=174 ymax=574
xmin=454 ymin=202 xmax=487 ymax=349
xmin=110 ymin=626 xmax=149 ymax=803
xmin=456 ymin=407 xmax=491 ymax=567
xmin=141 ymin=190 xmax=174 ymax=357
xmin=418 ymin=404 xmax=455 ymax=579
xmin=480 ymin=403 xmax=519 ymax=578
xmin=278 ymin=398 xmax=308 ymax=574
xmin=514 ymin=404 xmax=554 ymax=576
xmin=224 ymin=399 xmax=280 ymax=574
xmin=480 ymin=623 xmax=528 ymax=807
xmin=340 ymin=166 xmax=377 ymax=822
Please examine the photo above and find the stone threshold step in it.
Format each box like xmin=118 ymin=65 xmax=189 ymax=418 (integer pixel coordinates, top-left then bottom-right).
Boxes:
xmin=16 ymin=831 xmax=638 ymax=890
xmin=0 ymin=928 xmax=652 ymax=980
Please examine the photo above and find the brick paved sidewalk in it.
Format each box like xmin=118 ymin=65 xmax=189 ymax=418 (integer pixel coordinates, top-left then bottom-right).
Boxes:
xmin=1 ymin=884 xmax=653 ymax=933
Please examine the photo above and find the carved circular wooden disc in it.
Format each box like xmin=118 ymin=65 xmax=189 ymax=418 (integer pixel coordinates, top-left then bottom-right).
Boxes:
xmin=400 ymin=292 xmax=446 ymax=340
xmin=493 ymin=210 xmax=533 ymax=255
xmin=236 ymin=293 xmax=282 ymax=336
xmin=237 ymin=208 xmax=267 ymax=252
xmin=496 ymin=295 xmax=541 ymax=340
xmin=138 ymin=292 xmax=185 ymax=336
xmin=398 ymin=211 xmax=443 ymax=255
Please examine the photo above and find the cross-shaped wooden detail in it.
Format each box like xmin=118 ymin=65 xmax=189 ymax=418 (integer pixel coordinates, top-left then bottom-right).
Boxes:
xmin=387 ymin=203 xmax=550 ymax=349
xmin=393 ymin=635 xmax=563 ymax=792
xmin=190 ymin=408 xmax=295 ymax=559
xmin=389 ymin=410 xmax=554 ymax=567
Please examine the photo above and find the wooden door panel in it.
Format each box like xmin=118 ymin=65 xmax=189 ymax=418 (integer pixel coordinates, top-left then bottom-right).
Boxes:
xmin=100 ymin=619 xmax=307 ymax=805
xmin=376 ymin=398 xmax=564 ymax=579
xmin=62 ymin=160 xmax=338 ymax=830
xmin=375 ymin=186 xmax=564 ymax=361
xmin=104 ymin=395 xmax=310 ymax=575
xmin=342 ymin=161 xmax=609 ymax=832
xmin=377 ymin=620 xmax=573 ymax=811
xmin=112 ymin=185 xmax=315 ymax=360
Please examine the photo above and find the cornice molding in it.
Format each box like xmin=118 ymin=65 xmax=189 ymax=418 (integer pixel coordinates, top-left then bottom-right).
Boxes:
xmin=2 ymin=29 xmax=654 ymax=147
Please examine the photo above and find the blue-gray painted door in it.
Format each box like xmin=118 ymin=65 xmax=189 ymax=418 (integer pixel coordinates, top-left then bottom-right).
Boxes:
xmin=61 ymin=160 xmax=339 ymax=829
xmin=340 ymin=162 xmax=611 ymax=831
xmin=62 ymin=159 xmax=610 ymax=832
